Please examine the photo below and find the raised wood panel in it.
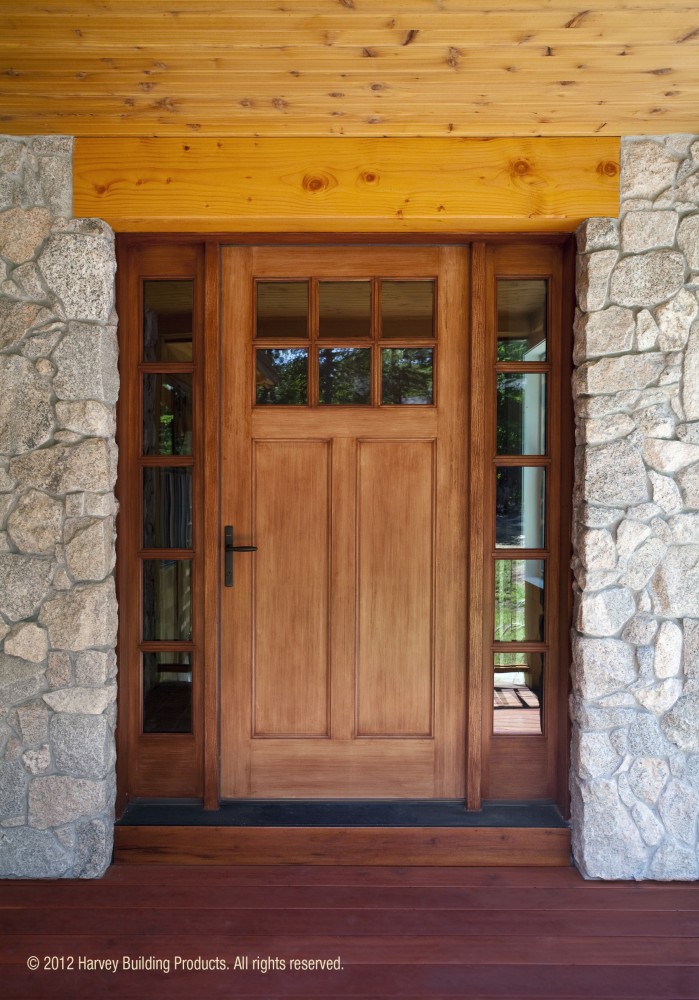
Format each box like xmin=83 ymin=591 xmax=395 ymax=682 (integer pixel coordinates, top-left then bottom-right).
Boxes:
xmin=72 ymin=137 xmax=620 ymax=234
xmin=357 ymin=439 xmax=435 ymax=737
xmin=253 ymin=439 xmax=330 ymax=737
xmin=1 ymin=2 xmax=698 ymax=137
xmin=250 ymin=740 xmax=435 ymax=798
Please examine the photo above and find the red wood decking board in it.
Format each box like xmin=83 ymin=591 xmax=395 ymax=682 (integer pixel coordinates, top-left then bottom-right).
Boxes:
xmin=2 ymin=865 xmax=698 ymax=999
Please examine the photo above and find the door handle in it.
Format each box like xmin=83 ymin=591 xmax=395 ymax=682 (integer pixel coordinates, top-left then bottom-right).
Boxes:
xmin=224 ymin=525 xmax=258 ymax=587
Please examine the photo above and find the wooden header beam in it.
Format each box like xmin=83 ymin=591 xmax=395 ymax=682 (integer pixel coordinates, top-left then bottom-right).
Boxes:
xmin=74 ymin=136 xmax=619 ymax=233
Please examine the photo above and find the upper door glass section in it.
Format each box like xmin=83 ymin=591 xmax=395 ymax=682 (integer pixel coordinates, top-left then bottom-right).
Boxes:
xmin=254 ymin=277 xmax=436 ymax=407
xmin=256 ymin=281 xmax=308 ymax=339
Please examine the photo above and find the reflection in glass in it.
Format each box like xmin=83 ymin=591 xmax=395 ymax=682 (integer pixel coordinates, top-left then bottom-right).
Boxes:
xmin=143 ymin=652 xmax=192 ymax=734
xmin=493 ymin=652 xmax=543 ymax=735
xmin=256 ymin=281 xmax=308 ymax=339
xmin=143 ymin=280 xmax=193 ymax=362
xmin=319 ymin=348 xmax=371 ymax=404
xmin=143 ymin=374 xmax=193 ymax=456
xmin=143 ymin=467 xmax=193 ymax=549
xmin=381 ymin=348 xmax=433 ymax=405
xmin=495 ymin=467 xmax=545 ymax=549
xmin=497 ymin=373 xmax=546 ymax=455
xmin=381 ymin=281 xmax=434 ymax=339
xmin=142 ymin=559 xmax=192 ymax=641
xmin=319 ymin=282 xmax=371 ymax=339
xmin=494 ymin=559 xmax=544 ymax=642
xmin=256 ymin=349 xmax=308 ymax=405
xmin=497 ymin=279 xmax=547 ymax=361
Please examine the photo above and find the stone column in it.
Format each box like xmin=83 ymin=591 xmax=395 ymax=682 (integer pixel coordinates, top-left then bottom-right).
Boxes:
xmin=0 ymin=136 xmax=118 ymax=878
xmin=572 ymin=135 xmax=699 ymax=879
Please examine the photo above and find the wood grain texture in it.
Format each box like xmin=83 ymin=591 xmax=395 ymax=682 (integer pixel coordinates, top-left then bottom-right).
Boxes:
xmin=1 ymin=2 xmax=698 ymax=137
xmin=252 ymin=439 xmax=331 ymax=737
xmin=72 ymin=136 xmax=620 ymax=234
xmin=4 ymin=856 xmax=698 ymax=1000
xmin=113 ymin=826 xmax=572 ymax=866
xmin=357 ymin=439 xmax=435 ymax=737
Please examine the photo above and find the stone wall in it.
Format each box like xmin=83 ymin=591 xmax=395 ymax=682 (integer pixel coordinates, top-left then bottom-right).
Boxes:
xmin=572 ymin=135 xmax=699 ymax=879
xmin=0 ymin=136 xmax=118 ymax=877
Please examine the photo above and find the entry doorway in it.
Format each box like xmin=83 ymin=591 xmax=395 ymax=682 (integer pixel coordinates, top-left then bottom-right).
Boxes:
xmin=115 ymin=236 xmax=572 ymax=818
xmin=220 ymin=246 xmax=468 ymax=798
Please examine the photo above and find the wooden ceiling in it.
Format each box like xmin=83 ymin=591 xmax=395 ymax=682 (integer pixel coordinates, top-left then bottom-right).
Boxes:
xmin=1 ymin=1 xmax=698 ymax=138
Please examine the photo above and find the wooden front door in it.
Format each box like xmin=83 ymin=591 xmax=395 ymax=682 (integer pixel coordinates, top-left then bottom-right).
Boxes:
xmin=219 ymin=246 xmax=468 ymax=799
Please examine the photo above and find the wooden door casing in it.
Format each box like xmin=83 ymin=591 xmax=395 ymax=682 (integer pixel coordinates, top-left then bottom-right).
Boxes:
xmin=219 ymin=246 xmax=468 ymax=799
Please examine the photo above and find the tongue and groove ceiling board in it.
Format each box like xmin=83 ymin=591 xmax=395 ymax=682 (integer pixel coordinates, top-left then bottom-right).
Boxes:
xmin=0 ymin=1 xmax=698 ymax=138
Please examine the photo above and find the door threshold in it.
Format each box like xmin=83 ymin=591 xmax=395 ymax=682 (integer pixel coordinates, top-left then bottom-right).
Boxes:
xmin=114 ymin=800 xmax=571 ymax=866
xmin=117 ymin=799 xmax=567 ymax=828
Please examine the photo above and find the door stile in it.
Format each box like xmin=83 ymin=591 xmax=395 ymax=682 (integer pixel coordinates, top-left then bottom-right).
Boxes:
xmin=220 ymin=247 xmax=254 ymax=796
xmin=433 ymin=246 xmax=469 ymax=798
xmin=466 ymin=241 xmax=487 ymax=810
xmin=203 ymin=239 xmax=222 ymax=809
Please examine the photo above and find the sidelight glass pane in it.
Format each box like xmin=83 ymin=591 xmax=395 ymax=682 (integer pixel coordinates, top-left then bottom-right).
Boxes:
xmin=497 ymin=373 xmax=546 ymax=455
xmin=143 ymin=280 xmax=193 ymax=362
xmin=381 ymin=281 xmax=434 ymax=339
xmin=319 ymin=348 xmax=371 ymax=404
xmin=494 ymin=559 xmax=545 ymax=642
xmin=143 ymin=467 xmax=193 ymax=549
xmin=143 ymin=374 xmax=193 ymax=456
xmin=495 ymin=467 xmax=546 ymax=549
xmin=493 ymin=652 xmax=544 ymax=735
xmin=497 ymin=279 xmax=547 ymax=361
xmin=143 ymin=652 xmax=192 ymax=734
xmin=142 ymin=559 xmax=192 ymax=641
xmin=381 ymin=348 xmax=433 ymax=405
xmin=319 ymin=281 xmax=371 ymax=339
xmin=256 ymin=349 xmax=308 ymax=404
xmin=256 ymin=281 xmax=308 ymax=339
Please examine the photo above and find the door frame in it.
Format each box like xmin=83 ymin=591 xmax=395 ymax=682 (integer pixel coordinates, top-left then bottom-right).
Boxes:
xmin=114 ymin=233 xmax=574 ymax=818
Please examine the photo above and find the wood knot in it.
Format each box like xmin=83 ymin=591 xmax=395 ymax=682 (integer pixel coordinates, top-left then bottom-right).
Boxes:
xmin=302 ymin=172 xmax=337 ymax=193
xmin=360 ymin=170 xmax=378 ymax=184
xmin=597 ymin=160 xmax=619 ymax=177
xmin=510 ymin=158 xmax=531 ymax=177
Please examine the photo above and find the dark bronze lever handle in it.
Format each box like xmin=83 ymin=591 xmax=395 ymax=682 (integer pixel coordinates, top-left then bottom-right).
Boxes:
xmin=224 ymin=525 xmax=257 ymax=587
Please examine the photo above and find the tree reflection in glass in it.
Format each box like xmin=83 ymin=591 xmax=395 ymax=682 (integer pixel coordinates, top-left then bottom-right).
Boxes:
xmin=381 ymin=348 xmax=433 ymax=405
xmin=319 ymin=348 xmax=371 ymax=404
xmin=256 ymin=349 xmax=308 ymax=404
xmin=494 ymin=559 xmax=544 ymax=642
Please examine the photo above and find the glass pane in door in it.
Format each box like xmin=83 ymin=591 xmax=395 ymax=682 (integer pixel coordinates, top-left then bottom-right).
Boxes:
xmin=143 ymin=652 xmax=193 ymax=733
xmin=143 ymin=280 xmax=194 ymax=362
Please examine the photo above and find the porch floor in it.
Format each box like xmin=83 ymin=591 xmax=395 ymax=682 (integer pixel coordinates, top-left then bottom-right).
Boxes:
xmin=2 ymin=864 xmax=698 ymax=999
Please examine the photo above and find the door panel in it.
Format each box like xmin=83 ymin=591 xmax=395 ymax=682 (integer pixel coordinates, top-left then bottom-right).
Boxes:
xmin=220 ymin=246 xmax=468 ymax=799
xmin=252 ymin=439 xmax=330 ymax=737
xmin=357 ymin=438 xmax=435 ymax=738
